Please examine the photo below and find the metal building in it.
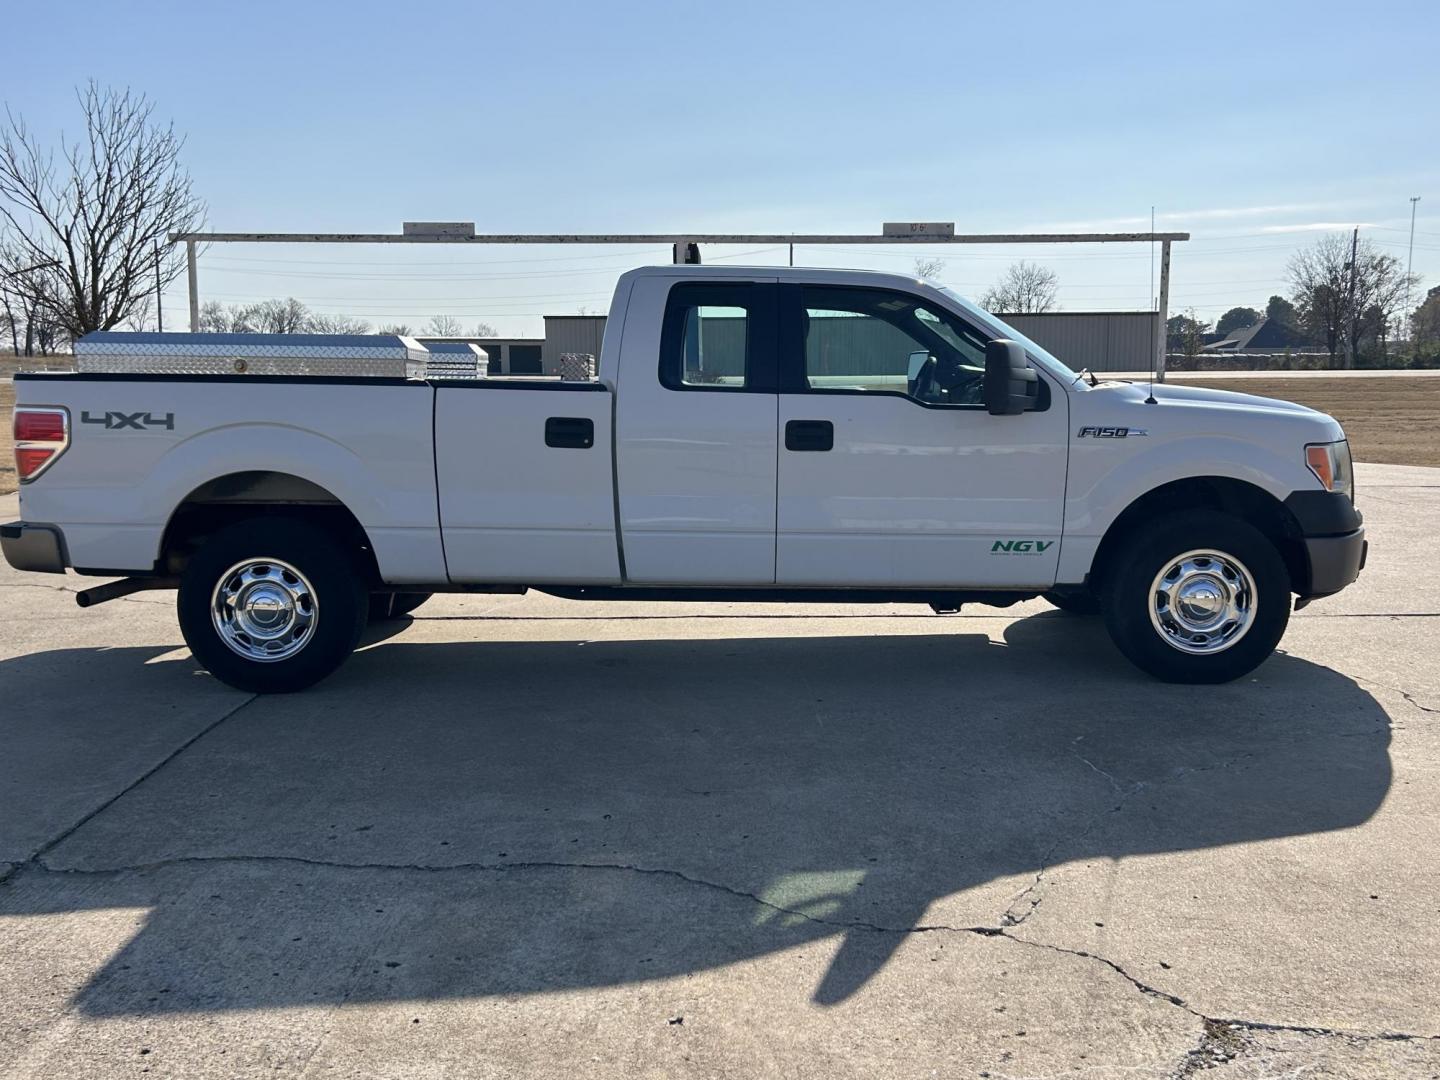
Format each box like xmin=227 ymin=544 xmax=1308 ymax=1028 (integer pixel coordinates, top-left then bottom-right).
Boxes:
xmin=419 ymin=336 xmax=543 ymax=376
xmin=542 ymin=316 xmax=606 ymax=375
xmin=997 ymin=312 xmax=1156 ymax=373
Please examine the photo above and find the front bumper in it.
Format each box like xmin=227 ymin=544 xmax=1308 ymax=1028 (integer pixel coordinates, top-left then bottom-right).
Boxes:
xmin=0 ymin=521 xmax=69 ymax=574
xmin=1303 ymin=528 xmax=1367 ymax=597
xmin=1282 ymin=491 xmax=1366 ymax=599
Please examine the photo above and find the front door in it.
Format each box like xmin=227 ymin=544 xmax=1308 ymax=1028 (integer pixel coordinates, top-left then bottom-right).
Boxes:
xmin=775 ymin=284 xmax=1069 ymax=588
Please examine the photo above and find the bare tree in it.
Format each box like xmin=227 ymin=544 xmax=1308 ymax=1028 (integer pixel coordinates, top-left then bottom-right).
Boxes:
xmin=979 ymin=261 xmax=1059 ymax=313
xmin=1287 ymin=233 xmax=1418 ymax=367
xmin=913 ymin=257 xmax=946 ymax=280
xmin=469 ymin=320 xmax=498 ymax=337
xmin=309 ymin=313 xmax=372 ymax=334
xmin=0 ymin=292 xmax=18 ymax=354
xmin=120 ymin=293 xmax=154 ymax=331
xmin=425 ymin=314 xmax=463 ymax=337
xmin=376 ymin=323 xmax=414 ymax=336
xmin=0 ymin=83 xmax=204 ymax=339
xmin=197 ymin=299 xmax=237 ymax=333
xmin=244 ymin=297 xmax=311 ymax=334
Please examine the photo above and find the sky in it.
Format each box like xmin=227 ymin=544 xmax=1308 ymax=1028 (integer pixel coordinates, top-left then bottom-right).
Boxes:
xmin=4 ymin=0 xmax=1438 ymax=337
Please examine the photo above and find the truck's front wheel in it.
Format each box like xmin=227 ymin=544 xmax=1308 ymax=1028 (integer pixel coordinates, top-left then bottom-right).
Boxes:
xmin=1100 ymin=510 xmax=1290 ymax=684
xmin=177 ymin=518 xmax=367 ymax=693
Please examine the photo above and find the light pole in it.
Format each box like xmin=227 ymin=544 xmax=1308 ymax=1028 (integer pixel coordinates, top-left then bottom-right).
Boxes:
xmin=1405 ymin=196 xmax=1421 ymax=342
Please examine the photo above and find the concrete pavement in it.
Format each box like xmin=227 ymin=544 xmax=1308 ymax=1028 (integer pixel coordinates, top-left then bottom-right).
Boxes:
xmin=2 ymin=465 xmax=1438 ymax=1078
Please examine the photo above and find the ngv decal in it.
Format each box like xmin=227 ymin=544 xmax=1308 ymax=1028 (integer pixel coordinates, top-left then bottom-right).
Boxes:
xmin=991 ymin=539 xmax=1055 ymax=554
xmin=81 ymin=411 xmax=175 ymax=431
xmin=1078 ymin=425 xmax=1147 ymax=438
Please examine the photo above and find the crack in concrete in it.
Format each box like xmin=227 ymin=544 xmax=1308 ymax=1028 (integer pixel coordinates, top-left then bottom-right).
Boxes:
xmin=1295 ymin=611 xmax=1440 ymax=619
xmin=7 ymin=694 xmax=256 ymax=881
xmin=25 ymin=851 xmax=1435 ymax=1047
xmin=1342 ymin=672 xmax=1440 ymax=715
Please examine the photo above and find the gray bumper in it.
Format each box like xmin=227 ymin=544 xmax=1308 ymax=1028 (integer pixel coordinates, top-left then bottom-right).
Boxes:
xmin=1302 ymin=527 xmax=1366 ymax=598
xmin=1 ymin=521 xmax=69 ymax=574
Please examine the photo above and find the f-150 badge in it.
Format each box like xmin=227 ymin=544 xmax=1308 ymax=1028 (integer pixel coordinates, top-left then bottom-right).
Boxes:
xmin=1077 ymin=426 xmax=1147 ymax=438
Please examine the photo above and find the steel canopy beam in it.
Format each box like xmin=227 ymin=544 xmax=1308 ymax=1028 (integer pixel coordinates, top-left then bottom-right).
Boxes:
xmin=169 ymin=228 xmax=1188 ymax=380
xmin=171 ymin=231 xmax=1189 ymax=245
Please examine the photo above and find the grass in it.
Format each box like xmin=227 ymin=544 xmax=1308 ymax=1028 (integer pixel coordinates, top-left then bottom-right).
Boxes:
xmin=1 ymin=357 xmax=1437 ymax=497
xmin=1179 ymin=376 xmax=1440 ymax=468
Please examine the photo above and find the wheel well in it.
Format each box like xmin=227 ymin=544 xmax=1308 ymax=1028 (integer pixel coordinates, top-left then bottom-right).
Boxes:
xmin=1089 ymin=477 xmax=1307 ymax=592
xmin=158 ymin=471 xmax=381 ymax=584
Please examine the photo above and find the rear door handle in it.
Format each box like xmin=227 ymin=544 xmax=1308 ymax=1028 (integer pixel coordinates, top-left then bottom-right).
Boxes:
xmin=545 ymin=416 xmax=594 ymax=449
xmin=785 ymin=419 xmax=834 ymax=452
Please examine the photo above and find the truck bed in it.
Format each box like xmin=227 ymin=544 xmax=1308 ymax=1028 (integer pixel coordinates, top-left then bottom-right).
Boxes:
xmin=13 ymin=372 xmax=618 ymax=585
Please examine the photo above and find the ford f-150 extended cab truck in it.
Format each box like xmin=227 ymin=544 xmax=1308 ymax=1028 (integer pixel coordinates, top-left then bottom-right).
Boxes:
xmin=3 ymin=265 xmax=1366 ymax=692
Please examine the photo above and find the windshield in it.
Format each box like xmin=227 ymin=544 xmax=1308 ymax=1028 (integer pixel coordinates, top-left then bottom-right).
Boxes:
xmin=937 ymin=287 xmax=1081 ymax=381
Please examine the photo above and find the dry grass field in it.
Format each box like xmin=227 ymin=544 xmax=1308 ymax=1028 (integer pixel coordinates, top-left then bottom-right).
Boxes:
xmin=1179 ymin=376 xmax=1440 ymax=468
xmin=1 ymin=358 xmax=1437 ymax=496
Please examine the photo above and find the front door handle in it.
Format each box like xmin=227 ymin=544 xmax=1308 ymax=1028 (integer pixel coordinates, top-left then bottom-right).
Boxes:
xmin=545 ymin=416 xmax=594 ymax=449
xmin=785 ymin=419 xmax=834 ymax=452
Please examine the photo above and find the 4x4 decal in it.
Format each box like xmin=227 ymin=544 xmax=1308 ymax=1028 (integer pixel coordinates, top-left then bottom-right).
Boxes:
xmin=81 ymin=411 xmax=175 ymax=431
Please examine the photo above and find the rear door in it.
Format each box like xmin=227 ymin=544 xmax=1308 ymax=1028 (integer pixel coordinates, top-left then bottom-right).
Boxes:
xmin=436 ymin=383 xmax=621 ymax=583
xmin=614 ymin=277 xmax=779 ymax=583
xmin=774 ymin=283 xmax=1068 ymax=587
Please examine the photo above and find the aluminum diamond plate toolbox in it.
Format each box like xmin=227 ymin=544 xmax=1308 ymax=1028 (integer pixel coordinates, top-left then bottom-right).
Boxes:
xmin=421 ymin=342 xmax=489 ymax=379
xmin=75 ymin=332 xmax=430 ymax=378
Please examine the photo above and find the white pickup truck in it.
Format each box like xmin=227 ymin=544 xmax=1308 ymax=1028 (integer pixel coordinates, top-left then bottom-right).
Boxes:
xmin=5 ymin=265 xmax=1365 ymax=692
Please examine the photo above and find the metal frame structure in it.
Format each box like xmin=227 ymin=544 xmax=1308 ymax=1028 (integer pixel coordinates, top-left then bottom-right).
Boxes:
xmin=170 ymin=227 xmax=1188 ymax=379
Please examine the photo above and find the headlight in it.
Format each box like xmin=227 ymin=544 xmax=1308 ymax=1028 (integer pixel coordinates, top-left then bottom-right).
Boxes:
xmin=1306 ymin=440 xmax=1354 ymax=501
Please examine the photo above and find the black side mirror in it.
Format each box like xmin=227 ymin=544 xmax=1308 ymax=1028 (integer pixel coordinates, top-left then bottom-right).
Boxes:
xmin=983 ymin=339 xmax=1039 ymax=415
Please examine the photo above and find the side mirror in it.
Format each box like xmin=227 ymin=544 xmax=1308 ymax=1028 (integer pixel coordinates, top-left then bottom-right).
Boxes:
xmin=983 ymin=339 xmax=1039 ymax=415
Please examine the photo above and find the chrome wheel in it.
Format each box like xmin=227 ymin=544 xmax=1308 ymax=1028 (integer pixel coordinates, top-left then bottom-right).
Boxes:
xmin=211 ymin=557 xmax=318 ymax=663
xmin=1148 ymin=549 xmax=1256 ymax=656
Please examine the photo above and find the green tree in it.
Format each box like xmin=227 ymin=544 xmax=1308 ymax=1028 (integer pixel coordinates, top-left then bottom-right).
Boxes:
xmin=1216 ymin=306 xmax=1261 ymax=337
xmin=1265 ymin=295 xmax=1299 ymax=331
xmin=1412 ymin=286 xmax=1440 ymax=352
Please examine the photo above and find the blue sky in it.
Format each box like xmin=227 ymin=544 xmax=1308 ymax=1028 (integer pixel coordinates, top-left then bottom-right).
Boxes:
xmin=5 ymin=0 xmax=1438 ymax=335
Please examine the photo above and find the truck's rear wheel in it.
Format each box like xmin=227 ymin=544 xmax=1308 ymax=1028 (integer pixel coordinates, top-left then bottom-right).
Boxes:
xmin=177 ymin=518 xmax=367 ymax=693
xmin=368 ymin=591 xmax=432 ymax=621
xmin=1100 ymin=510 xmax=1290 ymax=684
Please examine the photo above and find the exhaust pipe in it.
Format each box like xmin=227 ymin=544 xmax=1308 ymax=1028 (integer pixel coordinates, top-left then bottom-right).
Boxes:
xmin=75 ymin=577 xmax=178 ymax=608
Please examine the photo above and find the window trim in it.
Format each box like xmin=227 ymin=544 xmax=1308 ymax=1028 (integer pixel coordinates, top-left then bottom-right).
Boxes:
xmin=658 ymin=281 xmax=778 ymax=394
xmin=777 ymin=283 xmax=1049 ymax=412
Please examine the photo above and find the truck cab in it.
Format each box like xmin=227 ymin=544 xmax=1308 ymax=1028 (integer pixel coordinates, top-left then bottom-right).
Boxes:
xmin=4 ymin=266 xmax=1366 ymax=691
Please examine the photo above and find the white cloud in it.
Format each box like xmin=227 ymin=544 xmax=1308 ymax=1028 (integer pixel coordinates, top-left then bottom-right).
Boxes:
xmin=1035 ymin=202 xmax=1352 ymax=231
xmin=1258 ymin=222 xmax=1375 ymax=234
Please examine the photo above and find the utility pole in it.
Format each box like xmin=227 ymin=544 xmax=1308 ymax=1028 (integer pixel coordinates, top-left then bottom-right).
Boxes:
xmin=153 ymin=242 xmax=164 ymax=332
xmin=1344 ymin=226 xmax=1359 ymax=370
xmin=1405 ymin=196 xmax=1421 ymax=342
xmin=186 ymin=239 xmax=199 ymax=331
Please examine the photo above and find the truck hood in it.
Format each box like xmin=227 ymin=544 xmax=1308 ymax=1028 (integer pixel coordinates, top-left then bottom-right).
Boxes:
xmin=1092 ymin=379 xmax=1321 ymax=417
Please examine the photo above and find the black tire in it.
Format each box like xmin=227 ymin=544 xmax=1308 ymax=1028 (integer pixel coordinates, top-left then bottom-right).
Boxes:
xmin=177 ymin=518 xmax=368 ymax=693
xmin=1100 ymin=509 xmax=1291 ymax=684
xmin=1043 ymin=587 xmax=1101 ymax=616
xmin=368 ymin=591 xmax=432 ymax=622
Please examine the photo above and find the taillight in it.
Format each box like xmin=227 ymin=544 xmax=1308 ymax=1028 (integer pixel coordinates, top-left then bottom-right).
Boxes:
xmin=14 ymin=407 xmax=70 ymax=482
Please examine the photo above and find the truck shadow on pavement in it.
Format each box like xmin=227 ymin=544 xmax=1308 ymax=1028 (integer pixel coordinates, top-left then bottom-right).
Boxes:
xmin=0 ymin=611 xmax=1394 ymax=1013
